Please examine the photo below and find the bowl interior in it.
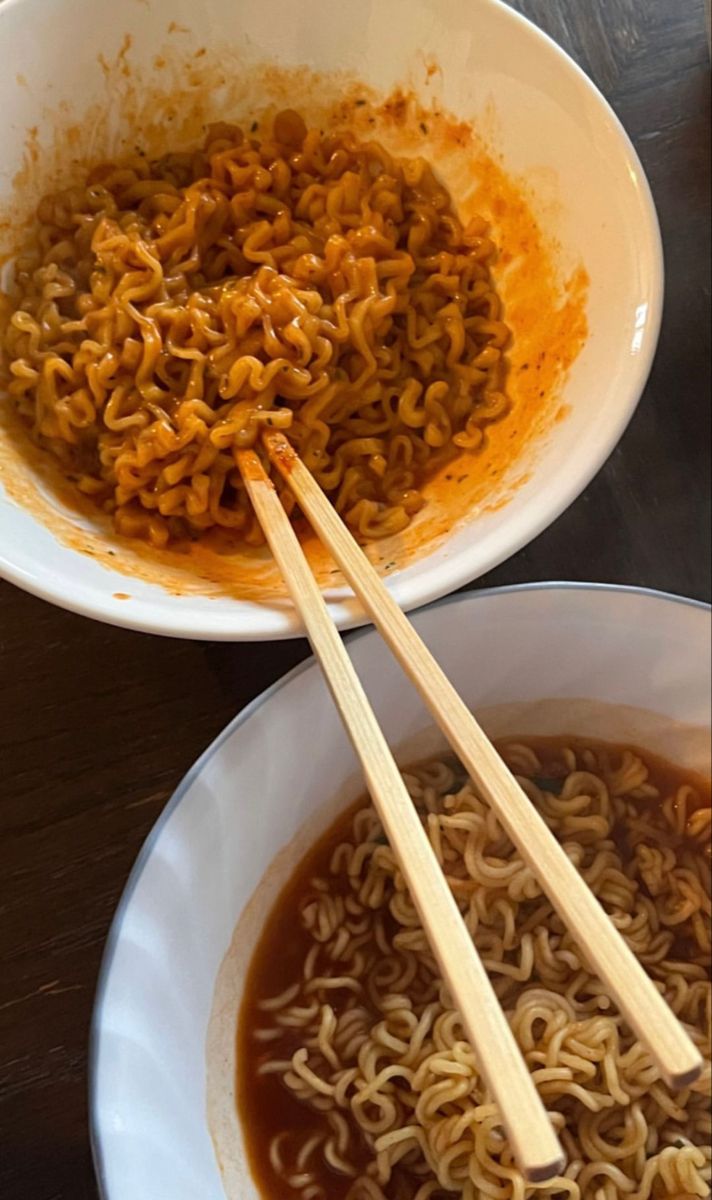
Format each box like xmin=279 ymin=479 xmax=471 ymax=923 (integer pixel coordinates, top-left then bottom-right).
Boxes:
xmin=0 ymin=0 xmax=661 ymax=638
xmin=90 ymin=585 xmax=711 ymax=1200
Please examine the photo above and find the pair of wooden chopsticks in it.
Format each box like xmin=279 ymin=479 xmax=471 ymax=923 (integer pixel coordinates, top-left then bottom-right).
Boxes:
xmin=236 ymin=432 xmax=702 ymax=1184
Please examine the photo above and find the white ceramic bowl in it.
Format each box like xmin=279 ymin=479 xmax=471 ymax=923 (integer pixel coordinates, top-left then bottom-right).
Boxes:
xmin=0 ymin=0 xmax=662 ymax=639
xmin=90 ymin=583 xmax=711 ymax=1200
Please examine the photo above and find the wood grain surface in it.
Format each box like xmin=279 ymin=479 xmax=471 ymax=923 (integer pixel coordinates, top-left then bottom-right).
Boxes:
xmin=0 ymin=2 xmax=710 ymax=1197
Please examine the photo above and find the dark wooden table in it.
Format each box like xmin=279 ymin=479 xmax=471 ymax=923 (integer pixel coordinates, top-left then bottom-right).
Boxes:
xmin=1 ymin=2 xmax=709 ymax=1197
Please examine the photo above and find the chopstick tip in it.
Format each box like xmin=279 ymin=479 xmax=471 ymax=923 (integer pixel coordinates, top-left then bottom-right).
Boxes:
xmin=524 ymin=1151 xmax=567 ymax=1185
xmin=521 ymin=1147 xmax=566 ymax=1185
xmin=665 ymin=1055 xmax=704 ymax=1091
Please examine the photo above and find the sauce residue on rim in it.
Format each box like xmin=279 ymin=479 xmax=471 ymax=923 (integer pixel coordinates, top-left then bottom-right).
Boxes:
xmin=0 ymin=44 xmax=588 ymax=602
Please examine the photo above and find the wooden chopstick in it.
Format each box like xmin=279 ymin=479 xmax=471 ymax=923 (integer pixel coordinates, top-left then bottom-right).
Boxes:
xmin=262 ymin=430 xmax=704 ymax=1092
xmin=235 ymin=448 xmax=565 ymax=1184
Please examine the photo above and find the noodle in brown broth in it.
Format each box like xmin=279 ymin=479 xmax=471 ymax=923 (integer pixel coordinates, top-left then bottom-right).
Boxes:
xmin=238 ymin=738 xmax=711 ymax=1200
xmin=0 ymin=110 xmax=510 ymax=548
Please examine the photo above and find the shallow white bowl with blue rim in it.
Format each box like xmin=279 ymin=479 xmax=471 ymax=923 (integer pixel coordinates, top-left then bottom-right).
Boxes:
xmin=90 ymin=583 xmax=711 ymax=1199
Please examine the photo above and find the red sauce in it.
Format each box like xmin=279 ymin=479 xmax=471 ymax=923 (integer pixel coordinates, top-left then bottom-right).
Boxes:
xmin=235 ymin=738 xmax=710 ymax=1197
xmin=0 ymin=62 xmax=588 ymax=603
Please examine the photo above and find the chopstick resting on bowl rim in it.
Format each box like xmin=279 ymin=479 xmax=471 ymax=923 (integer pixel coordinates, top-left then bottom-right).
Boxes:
xmin=235 ymin=446 xmax=565 ymax=1184
xmin=260 ymin=431 xmax=704 ymax=1094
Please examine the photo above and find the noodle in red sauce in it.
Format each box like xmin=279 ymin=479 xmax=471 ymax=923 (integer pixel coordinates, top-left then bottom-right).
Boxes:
xmin=0 ymin=110 xmax=510 ymax=548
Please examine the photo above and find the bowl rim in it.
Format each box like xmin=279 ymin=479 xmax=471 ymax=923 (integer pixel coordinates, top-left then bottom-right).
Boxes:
xmin=0 ymin=0 xmax=664 ymax=640
xmin=88 ymin=580 xmax=710 ymax=1198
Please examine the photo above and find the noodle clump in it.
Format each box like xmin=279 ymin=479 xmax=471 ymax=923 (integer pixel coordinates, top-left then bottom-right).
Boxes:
xmin=243 ymin=741 xmax=711 ymax=1199
xmin=0 ymin=110 xmax=510 ymax=548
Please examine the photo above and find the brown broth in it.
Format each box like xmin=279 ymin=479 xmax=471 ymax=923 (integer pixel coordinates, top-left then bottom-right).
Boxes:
xmin=235 ymin=738 xmax=711 ymax=1198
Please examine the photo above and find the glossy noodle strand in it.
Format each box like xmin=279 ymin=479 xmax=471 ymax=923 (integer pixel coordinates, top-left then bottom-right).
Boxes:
xmin=0 ymin=112 xmax=510 ymax=548
xmin=239 ymin=740 xmax=711 ymax=1200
